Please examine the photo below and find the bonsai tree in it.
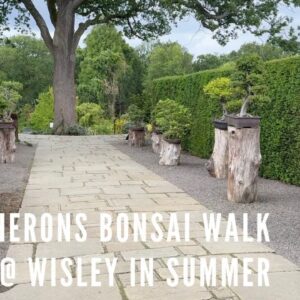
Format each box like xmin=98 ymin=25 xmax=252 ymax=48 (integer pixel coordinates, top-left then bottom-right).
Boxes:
xmin=153 ymin=99 xmax=191 ymax=141
xmin=231 ymin=54 xmax=267 ymax=117
xmin=0 ymin=81 xmax=23 ymax=122
xmin=153 ymin=99 xmax=191 ymax=166
xmin=127 ymin=104 xmax=144 ymax=129
xmin=203 ymin=77 xmax=234 ymax=120
xmin=127 ymin=104 xmax=145 ymax=147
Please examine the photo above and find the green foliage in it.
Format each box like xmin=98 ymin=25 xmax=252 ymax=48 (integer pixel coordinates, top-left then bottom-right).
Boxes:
xmin=0 ymin=81 xmax=23 ymax=120
xmin=203 ymin=77 xmax=234 ymax=118
xmin=127 ymin=104 xmax=144 ymax=127
xmin=153 ymin=99 xmax=191 ymax=140
xmin=0 ymin=36 xmax=53 ymax=107
xmin=151 ymin=56 xmax=300 ymax=185
xmin=30 ymin=88 xmax=54 ymax=133
xmin=76 ymin=103 xmax=103 ymax=127
xmin=64 ymin=125 xmax=87 ymax=136
xmin=232 ymin=55 xmax=268 ymax=116
xmin=78 ymin=25 xmax=144 ymax=117
xmin=89 ymin=120 xmax=114 ymax=135
xmin=146 ymin=42 xmax=193 ymax=81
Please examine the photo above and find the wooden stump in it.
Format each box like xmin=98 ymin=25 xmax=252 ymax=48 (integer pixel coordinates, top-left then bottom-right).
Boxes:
xmin=151 ymin=132 xmax=162 ymax=154
xmin=159 ymin=139 xmax=181 ymax=166
xmin=128 ymin=129 xmax=145 ymax=147
xmin=11 ymin=113 xmax=19 ymax=142
xmin=227 ymin=126 xmax=261 ymax=203
xmin=206 ymin=128 xmax=228 ymax=178
xmin=0 ymin=128 xmax=16 ymax=163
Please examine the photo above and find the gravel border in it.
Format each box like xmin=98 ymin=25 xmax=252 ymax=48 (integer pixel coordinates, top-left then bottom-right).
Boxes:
xmin=110 ymin=136 xmax=300 ymax=266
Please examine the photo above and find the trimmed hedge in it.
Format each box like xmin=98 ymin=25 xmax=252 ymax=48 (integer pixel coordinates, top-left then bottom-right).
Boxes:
xmin=151 ymin=56 xmax=300 ymax=185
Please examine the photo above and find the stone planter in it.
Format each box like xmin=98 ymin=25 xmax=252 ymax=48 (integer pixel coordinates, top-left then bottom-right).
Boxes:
xmin=227 ymin=118 xmax=261 ymax=203
xmin=206 ymin=119 xmax=228 ymax=179
xmin=159 ymin=137 xmax=181 ymax=166
xmin=0 ymin=121 xmax=16 ymax=163
xmin=128 ymin=127 xmax=145 ymax=147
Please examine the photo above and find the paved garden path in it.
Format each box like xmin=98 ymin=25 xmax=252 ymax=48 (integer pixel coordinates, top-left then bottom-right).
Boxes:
xmin=1 ymin=135 xmax=299 ymax=300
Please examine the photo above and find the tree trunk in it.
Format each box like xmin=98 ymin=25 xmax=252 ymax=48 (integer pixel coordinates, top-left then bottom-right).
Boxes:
xmin=0 ymin=128 xmax=16 ymax=163
xmin=227 ymin=126 xmax=261 ymax=203
xmin=128 ymin=129 xmax=145 ymax=147
xmin=159 ymin=140 xmax=181 ymax=166
xmin=52 ymin=6 xmax=77 ymax=134
xmin=206 ymin=128 xmax=228 ymax=178
xmin=151 ymin=132 xmax=162 ymax=154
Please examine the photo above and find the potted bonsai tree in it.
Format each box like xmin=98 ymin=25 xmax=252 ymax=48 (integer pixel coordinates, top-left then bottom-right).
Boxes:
xmin=203 ymin=77 xmax=235 ymax=178
xmin=0 ymin=81 xmax=22 ymax=163
xmin=226 ymin=55 xmax=268 ymax=203
xmin=150 ymin=113 xmax=164 ymax=154
xmin=127 ymin=104 xmax=145 ymax=147
xmin=153 ymin=99 xmax=191 ymax=166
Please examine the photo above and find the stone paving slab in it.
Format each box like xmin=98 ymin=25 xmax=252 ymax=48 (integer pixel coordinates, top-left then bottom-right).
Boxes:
xmin=1 ymin=135 xmax=299 ymax=300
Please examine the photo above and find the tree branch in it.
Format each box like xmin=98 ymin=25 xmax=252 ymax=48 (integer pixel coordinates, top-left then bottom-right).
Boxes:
xmin=21 ymin=0 xmax=54 ymax=54
xmin=72 ymin=0 xmax=87 ymax=10
xmin=47 ymin=0 xmax=57 ymax=26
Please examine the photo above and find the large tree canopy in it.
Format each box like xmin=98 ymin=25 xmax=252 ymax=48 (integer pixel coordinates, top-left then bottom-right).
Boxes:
xmin=0 ymin=0 xmax=299 ymax=133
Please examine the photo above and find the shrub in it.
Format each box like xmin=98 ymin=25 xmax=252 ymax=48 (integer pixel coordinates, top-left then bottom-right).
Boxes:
xmin=65 ymin=124 xmax=87 ymax=136
xmin=127 ymin=104 xmax=144 ymax=127
xmin=115 ymin=114 xmax=128 ymax=134
xmin=90 ymin=119 xmax=113 ymax=135
xmin=30 ymin=87 xmax=54 ymax=133
xmin=153 ymin=99 xmax=191 ymax=140
xmin=151 ymin=56 xmax=300 ymax=185
xmin=0 ymin=81 xmax=23 ymax=121
xmin=76 ymin=102 xmax=103 ymax=127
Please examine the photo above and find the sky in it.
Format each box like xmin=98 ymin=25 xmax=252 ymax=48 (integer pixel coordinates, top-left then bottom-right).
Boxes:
xmin=6 ymin=2 xmax=300 ymax=58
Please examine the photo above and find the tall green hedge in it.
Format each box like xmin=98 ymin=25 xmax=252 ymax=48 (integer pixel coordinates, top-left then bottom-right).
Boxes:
xmin=151 ymin=56 xmax=300 ymax=186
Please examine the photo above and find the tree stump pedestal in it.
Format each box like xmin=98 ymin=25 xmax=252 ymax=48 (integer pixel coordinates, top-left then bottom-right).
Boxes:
xmin=206 ymin=126 xmax=228 ymax=179
xmin=227 ymin=125 xmax=261 ymax=203
xmin=159 ymin=139 xmax=181 ymax=166
xmin=0 ymin=123 xmax=16 ymax=163
xmin=151 ymin=131 xmax=163 ymax=154
xmin=128 ymin=128 xmax=145 ymax=147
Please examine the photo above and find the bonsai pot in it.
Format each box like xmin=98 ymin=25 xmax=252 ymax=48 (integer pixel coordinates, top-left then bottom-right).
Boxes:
xmin=213 ymin=119 xmax=228 ymax=131
xmin=225 ymin=115 xmax=260 ymax=129
xmin=163 ymin=136 xmax=181 ymax=144
xmin=129 ymin=126 xmax=145 ymax=132
xmin=0 ymin=121 xmax=14 ymax=130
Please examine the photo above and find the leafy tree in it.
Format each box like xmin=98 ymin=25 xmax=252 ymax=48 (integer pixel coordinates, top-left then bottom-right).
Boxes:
xmin=0 ymin=81 xmax=23 ymax=121
xmin=30 ymin=88 xmax=54 ymax=132
xmin=0 ymin=36 xmax=53 ymax=106
xmin=146 ymin=42 xmax=193 ymax=81
xmin=193 ymin=54 xmax=229 ymax=72
xmin=1 ymin=0 xmax=298 ymax=133
xmin=78 ymin=26 xmax=144 ymax=117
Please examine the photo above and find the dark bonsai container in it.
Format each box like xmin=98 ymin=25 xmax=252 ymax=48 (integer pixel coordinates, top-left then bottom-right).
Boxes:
xmin=129 ymin=126 xmax=145 ymax=132
xmin=163 ymin=136 xmax=181 ymax=144
xmin=225 ymin=115 xmax=260 ymax=129
xmin=0 ymin=121 xmax=14 ymax=130
xmin=213 ymin=119 xmax=228 ymax=131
